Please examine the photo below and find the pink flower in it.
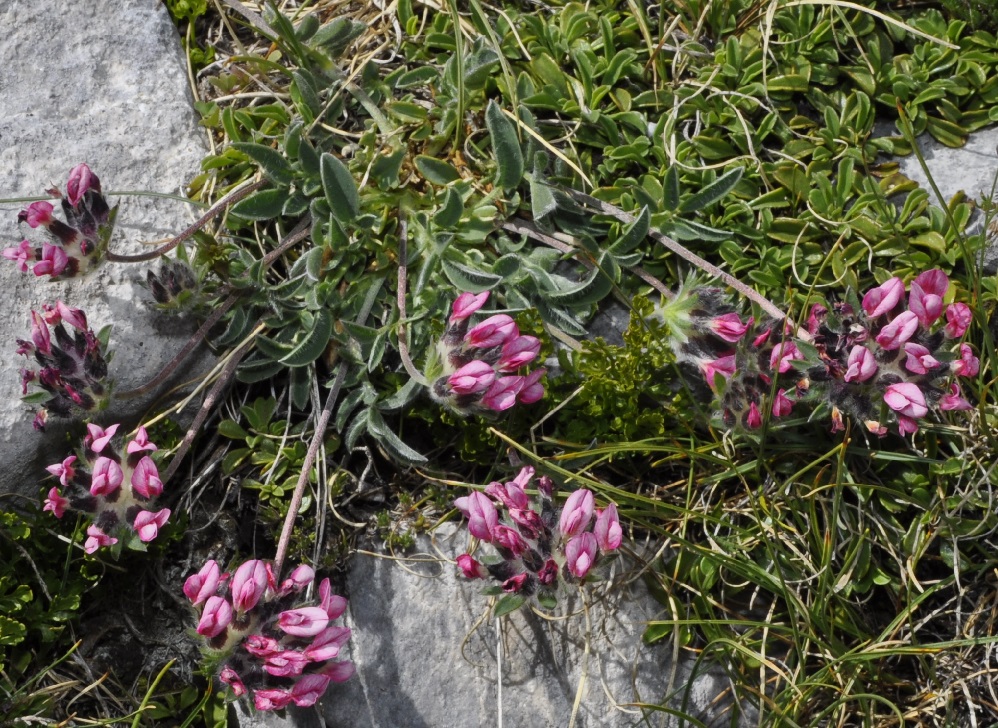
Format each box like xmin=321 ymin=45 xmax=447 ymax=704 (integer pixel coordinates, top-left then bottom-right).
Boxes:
xmin=537 ymin=559 xmax=559 ymax=585
xmin=844 ymin=345 xmax=878 ymax=383
xmin=45 ymin=455 xmax=77 ymax=487
xmin=875 ymin=310 xmax=918 ymax=350
xmin=806 ymin=304 xmax=827 ymax=335
xmin=709 ymin=313 xmax=752 ymax=343
xmin=903 ymin=343 xmax=941 ymax=375
xmin=558 ymin=489 xmax=594 ymax=537
xmin=264 ymin=650 xmax=310 ymax=677
xmin=492 ymin=524 xmax=528 ymax=556
xmin=133 ymin=508 xmax=170 ymax=542
xmin=184 ymin=560 xmax=222 ymax=605
xmin=242 ymin=635 xmax=281 ymax=660
xmin=319 ymin=578 xmax=348 ymax=619
xmin=701 ymin=355 xmax=736 ymax=389
xmin=279 ymin=564 xmax=315 ymax=595
xmin=509 ymin=466 xmax=534 ymax=490
xmin=752 ymin=328 xmax=772 ymax=347
xmin=952 ymin=343 xmax=980 ymax=377
xmin=90 ymin=457 xmax=123 ymax=497
xmin=33 ymin=244 xmax=69 ymax=278
xmin=86 ymin=423 xmax=120 ymax=453
xmin=84 ymin=525 xmax=117 ymax=554
xmin=3 ymin=240 xmax=36 ymax=272
xmin=770 ymin=341 xmax=803 ymax=373
xmin=498 ymin=335 xmax=540 ymax=372
xmin=304 ymin=626 xmax=351 ymax=661
xmin=18 ymin=201 xmax=54 ymax=228
xmin=908 ymin=269 xmax=948 ymax=327
xmin=291 ymin=674 xmax=332 ymax=707
xmin=320 ymin=659 xmax=356 ymax=683
xmin=230 ymin=559 xmax=270 ymax=613
xmin=450 ymin=291 xmax=489 ymax=323
xmin=772 ymin=389 xmax=793 ymax=417
xmin=565 ymin=533 xmax=598 ymax=578
xmin=126 ymin=426 xmax=158 ymax=454
xmin=219 ymin=666 xmax=246 ymax=697
xmin=897 ymin=416 xmax=919 ymax=436
xmin=745 ymin=401 xmax=763 ymax=429
xmin=862 ymin=277 xmax=904 ymax=317
xmin=481 ymin=376 xmax=524 ymax=411
xmin=502 ymin=573 xmax=530 ymax=593
xmin=456 ymin=554 xmax=488 ymax=579
xmin=485 ymin=480 xmax=529 ymax=509
xmin=54 ymin=301 xmax=88 ymax=331
xmin=884 ymin=382 xmax=928 ymax=419
xmin=517 ymin=368 xmax=546 ymax=404
xmin=448 ymin=360 xmax=495 ymax=395
xmin=254 ymin=688 xmax=293 ymax=711
xmin=66 ymin=163 xmax=100 ymax=207
xmin=944 ymin=303 xmax=972 ymax=339
xmin=30 ymin=310 xmax=51 ymax=354
xmin=454 ymin=491 xmax=498 ymax=541
xmin=43 ymin=487 xmax=68 ymax=518
xmin=939 ymin=383 xmax=973 ymax=411
xmin=594 ymin=503 xmax=622 ymax=551
xmin=466 ymin=314 xmax=518 ymax=348
xmin=131 ymin=457 xmax=163 ymax=499
xmin=509 ymin=507 xmax=544 ymax=539
xmin=278 ymin=606 xmax=330 ymax=637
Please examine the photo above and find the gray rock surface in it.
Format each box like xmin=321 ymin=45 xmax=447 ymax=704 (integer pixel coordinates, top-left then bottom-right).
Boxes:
xmin=893 ymin=125 xmax=998 ymax=271
xmin=314 ymin=525 xmax=748 ymax=728
xmin=0 ymin=0 xmax=209 ymax=496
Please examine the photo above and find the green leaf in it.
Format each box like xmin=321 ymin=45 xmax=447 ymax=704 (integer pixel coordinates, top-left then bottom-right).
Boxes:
xmin=493 ymin=594 xmax=526 ymax=617
xmin=441 ymin=258 xmax=502 ymax=292
xmin=678 ymin=167 xmax=743 ymax=214
xmin=0 ymin=615 xmax=26 ymax=646
xmin=290 ymin=366 xmax=312 ymax=410
xmin=304 ymin=245 xmax=325 ymax=281
xmin=529 ymin=175 xmax=558 ymax=220
xmin=231 ymin=189 xmax=289 ymax=221
xmin=395 ymin=66 xmax=439 ymax=88
xmin=664 ymin=166 xmax=681 ymax=210
xmin=378 ymin=378 xmax=422 ymax=412
xmin=485 ymin=100 xmax=524 ymax=191
xmin=415 ymin=155 xmax=461 ymax=185
xmin=280 ymin=309 xmax=333 ymax=367
xmin=546 ymin=260 xmax=615 ymax=307
xmin=433 ymin=187 xmax=464 ymax=228
xmin=608 ymin=206 xmax=649 ymax=255
xmin=231 ymin=142 xmax=294 ymax=186
xmin=366 ymin=409 xmax=427 ymax=464
xmin=218 ymin=419 xmax=250 ymax=440
xmin=321 ymin=153 xmax=360 ymax=223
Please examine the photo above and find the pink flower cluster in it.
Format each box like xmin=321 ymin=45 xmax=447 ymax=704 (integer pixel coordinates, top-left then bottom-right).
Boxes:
xmin=4 ymin=164 xmax=114 ymax=279
xmin=430 ymin=292 xmax=545 ymax=414
xmin=184 ymin=559 xmax=354 ymax=711
xmin=454 ymin=466 xmax=621 ymax=607
xmin=669 ymin=269 xmax=977 ymax=436
xmin=43 ymin=423 xmax=170 ymax=554
xmin=18 ymin=301 xmax=110 ymax=430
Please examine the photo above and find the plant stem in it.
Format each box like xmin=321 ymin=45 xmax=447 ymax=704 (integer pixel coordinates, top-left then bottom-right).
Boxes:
xmin=397 ymin=214 xmax=429 ymax=386
xmin=272 ymin=279 xmax=383 ymax=577
xmin=105 ymin=179 xmax=266 ymax=263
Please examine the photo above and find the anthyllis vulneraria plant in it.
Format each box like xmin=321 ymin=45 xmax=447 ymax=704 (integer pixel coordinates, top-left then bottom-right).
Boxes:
xmin=454 ymin=466 xmax=622 ymax=614
xmin=43 ymin=423 xmax=169 ymax=554
xmin=18 ymin=301 xmax=111 ymax=430
xmin=658 ymin=269 xmax=976 ymax=436
xmin=185 ymin=559 xmax=354 ymax=711
xmin=428 ymin=292 xmax=546 ymax=415
xmin=3 ymin=163 xmax=116 ymax=278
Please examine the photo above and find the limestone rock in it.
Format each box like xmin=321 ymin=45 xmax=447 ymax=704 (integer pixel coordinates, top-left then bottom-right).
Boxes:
xmin=0 ymin=0 xmax=209 ymax=496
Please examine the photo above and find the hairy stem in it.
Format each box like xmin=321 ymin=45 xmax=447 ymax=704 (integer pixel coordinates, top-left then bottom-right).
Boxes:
xmin=272 ymin=280 xmax=383 ymax=577
xmin=105 ymin=179 xmax=266 ymax=263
